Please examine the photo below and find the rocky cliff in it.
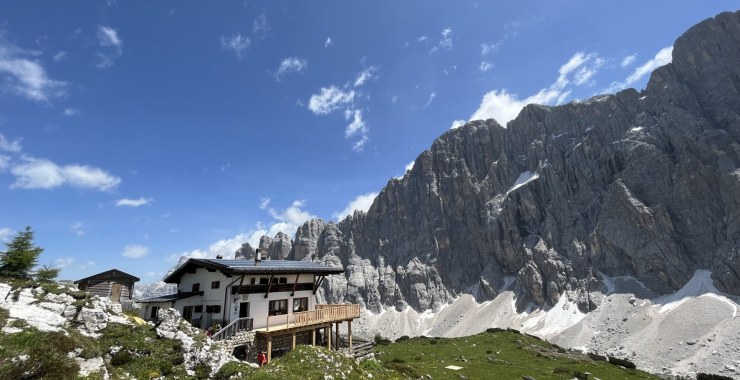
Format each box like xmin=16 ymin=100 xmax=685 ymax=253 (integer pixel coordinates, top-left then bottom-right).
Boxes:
xmin=251 ymin=12 xmax=740 ymax=314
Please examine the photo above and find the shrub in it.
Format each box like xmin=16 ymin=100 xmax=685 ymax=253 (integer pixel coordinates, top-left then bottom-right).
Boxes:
xmin=395 ymin=335 xmax=410 ymax=342
xmin=111 ymin=350 xmax=134 ymax=366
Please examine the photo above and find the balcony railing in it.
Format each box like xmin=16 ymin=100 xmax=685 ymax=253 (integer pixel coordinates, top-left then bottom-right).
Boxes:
xmin=265 ymin=304 xmax=361 ymax=332
xmin=211 ymin=317 xmax=253 ymax=341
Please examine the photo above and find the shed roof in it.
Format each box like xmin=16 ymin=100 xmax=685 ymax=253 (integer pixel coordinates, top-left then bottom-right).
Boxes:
xmin=163 ymin=258 xmax=344 ymax=283
xmin=137 ymin=291 xmax=201 ymax=303
xmin=74 ymin=268 xmax=140 ymax=284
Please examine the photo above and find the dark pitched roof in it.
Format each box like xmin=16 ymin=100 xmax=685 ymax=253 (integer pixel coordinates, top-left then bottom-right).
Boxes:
xmin=164 ymin=258 xmax=344 ymax=283
xmin=137 ymin=291 xmax=201 ymax=303
xmin=74 ymin=269 xmax=140 ymax=284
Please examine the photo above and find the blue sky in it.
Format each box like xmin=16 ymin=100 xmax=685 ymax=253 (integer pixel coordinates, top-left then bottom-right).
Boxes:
xmin=0 ymin=1 xmax=735 ymax=282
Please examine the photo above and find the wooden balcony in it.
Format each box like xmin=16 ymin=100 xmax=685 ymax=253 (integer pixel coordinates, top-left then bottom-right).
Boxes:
xmin=260 ymin=304 xmax=361 ymax=333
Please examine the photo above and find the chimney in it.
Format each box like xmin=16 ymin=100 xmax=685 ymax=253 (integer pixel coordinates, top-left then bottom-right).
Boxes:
xmin=216 ymin=254 xmax=223 ymax=259
xmin=255 ymin=248 xmax=262 ymax=263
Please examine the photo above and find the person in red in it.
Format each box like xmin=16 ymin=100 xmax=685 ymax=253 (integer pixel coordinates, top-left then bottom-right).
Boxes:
xmin=257 ymin=351 xmax=267 ymax=367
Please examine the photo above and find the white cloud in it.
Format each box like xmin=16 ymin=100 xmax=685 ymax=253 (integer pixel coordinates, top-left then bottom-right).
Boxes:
xmin=450 ymin=119 xmax=466 ymax=129
xmin=259 ymin=197 xmax=271 ymax=210
xmin=344 ymin=109 xmax=369 ymax=152
xmin=10 ymin=155 xmax=121 ymax=191
xmin=307 ymin=86 xmax=355 ymax=115
xmin=333 ymin=192 xmax=378 ymax=221
xmin=605 ymin=46 xmax=672 ymax=93
xmin=0 ymin=227 xmax=13 ymax=242
xmin=621 ymin=54 xmax=637 ymax=68
xmin=423 ymin=92 xmax=436 ymax=108
xmin=274 ymin=57 xmax=307 ymax=81
xmin=354 ymin=66 xmax=378 ymax=87
xmin=625 ymin=47 xmax=672 ymax=85
xmin=252 ymin=14 xmax=270 ymax=38
xmin=0 ymin=155 xmax=9 ymax=171
xmin=0 ymin=36 xmax=65 ymax=101
xmin=469 ymin=51 xmax=604 ymax=126
xmin=122 ymin=244 xmax=149 ymax=258
xmin=52 ymin=51 xmax=68 ymax=62
xmin=417 ymin=35 xmax=428 ymax=43
xmin=479 ymin=61 xmax=494 ymax=73
xmin=64 ymin=108 xmax=80 ymax=116
xmin=170 ymin=199 xmax=319 ymax=262
xmin=70 ymin=222 xmax=84 ymax=236
xmin=481 ymin=42 xmax=501 ymax=55
xmin=115 ymin=197 xmax=152 ymax=207
xmin=0 ymin=133 xmax=22 ymax=152
xmin=430 ymin=27 xmax=453 ymax=54
xmin=324 ymin=37 xmax=333 ymax=48
xmin=405 ymin=161 xmax=415 ymax=171
xmin=53 ymin=258 xmax=74 ymax=268
xmin=95 ymin=25 xmax=123 ymax=68
xmin=220 ymin=34 xmax=251 ymax=59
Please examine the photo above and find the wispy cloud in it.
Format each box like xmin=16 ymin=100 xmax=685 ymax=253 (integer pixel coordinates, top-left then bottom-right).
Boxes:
xmin=274 ymin=57 xmax=307 ymax=81
xmin=53 ymin=258 xmax=74 ymax=268
xmin=95 ymin=25 xmax=123 ymax=68
xmin=333 ymin=192 xmax=378 ymax=221
xmin=324 ymin=37 xmax=333 ymax=48
xmin=605 ymin=46 xmax=672 ymax=93
xmin=220 ymin=34 xmax=251 ymax=59
xmin=52 ymin=51 xmax=68 ymax=62
xmin=470 ymin=51 xmax=604 ymax=126
xmin=354 ymin=65 xmax=378 ymax=87
xmin=308 ymin=86 xmax=355 ymax=115
xmin=479 ymin=61 xmax=494 ymax=73
xmin=169 ymin=199 xmax=317 ymax=262
xmin=430 ymin=27 xmax=453 ymax=54
xmin=423 ymin=92 xmax=436 ymax=108
xmin=259 ymin=197 xmax=271 ymax=210
xmin=621 ymin=54 xmax=637 ymax=68
xmin=344 ymin=109 xmax=369 ymax=152
xmin=252 ymin=14 xmax=270 ymax=39
xmin=481 ymin=42 xmax=501 ymax=55
xmin=0 ymin=133 xmax=22 ymax=153
xmin=450 ymin=119 xmax=466 ymax=129
xmin=64 ymin=108 xmax=80 ymax=116
xmin=122 ymin=244 xmax=149 ymax=258
xmin=70 ymin=222 xmax=84 ymax=236
xmin=115 ymin=197 xmax=152 ymax=207
xmin=0 ymin=227 xmax=13 ymax=242
xmin=10 ymin=155 xmax=121 ymax=191
xmin=0 ymin=34 xmax=65 ymax=101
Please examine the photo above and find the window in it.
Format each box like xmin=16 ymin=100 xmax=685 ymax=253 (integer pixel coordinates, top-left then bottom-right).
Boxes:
xmin=194 ymin=305 xmax=203 ymax=313
xmin=211 ymin=281 xmax=220 ymax=289
xmin=192 ymin=283 xmax=200 ymax=293
xmin=259 ymin=278 xmax=269 ymax=285
xmin=271 ymin=277 xmax=279 ymax=284
xmin=205 ymin=305 xmax=221 ymax=313
xmin=250 ymin=278 xmax=256 ymax=285
xmin=268 ymin=299 xmax=288 ymax=316
xmin=279 ymin=277 xmax=288 ymax=284
xmin=293 ymin=297 xmax=308 ymax=313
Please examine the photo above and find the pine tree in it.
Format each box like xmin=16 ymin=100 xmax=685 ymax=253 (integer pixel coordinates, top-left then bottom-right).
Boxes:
xmin=0 ymin=226 xmax=43 ymax=279
xmin=35 ymin=265 xmax=60 ymax=282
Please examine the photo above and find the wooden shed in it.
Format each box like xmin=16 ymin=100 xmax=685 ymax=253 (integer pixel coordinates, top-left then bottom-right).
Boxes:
xmin=74 ymin=269 xmax=140 ymax=303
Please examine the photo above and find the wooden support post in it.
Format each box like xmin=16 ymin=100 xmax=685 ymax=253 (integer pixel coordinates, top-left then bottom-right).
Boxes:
xmin=335 ymin=322 xmax=339 ymax=350
xmin=292 ymin=333 xmax=296 ymax=349
xmin=312 ymin=329 xmax=316 ymax=346
xmin=348 ymin=320 xmax=352 ymax=349
xmin=326 ymin=326 xmax=331 ymax=350
xmin=267 ymin=337 xmax=273 ymax=363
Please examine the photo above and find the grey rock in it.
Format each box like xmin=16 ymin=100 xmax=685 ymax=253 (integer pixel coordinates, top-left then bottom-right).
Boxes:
xmin=234 ymin=242 xmax=255 ymax=260
xmin=155 ymin=308 xmax=182 ymax=340
xmin=256 ymin=12 xmax=740 ymax=314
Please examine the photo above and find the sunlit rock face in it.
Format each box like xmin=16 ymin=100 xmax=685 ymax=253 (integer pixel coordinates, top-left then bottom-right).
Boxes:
xmin=258 ymin=12 xmax=740 ymax=314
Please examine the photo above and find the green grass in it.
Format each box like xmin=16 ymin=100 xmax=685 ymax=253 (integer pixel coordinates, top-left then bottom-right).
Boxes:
xmin=375 ymin=330 xmax=661 ymax=380
xmin=214 ymin=345 xmax=403 ymax=380
xmin=0 ymin=328 xmax=80 ymax=379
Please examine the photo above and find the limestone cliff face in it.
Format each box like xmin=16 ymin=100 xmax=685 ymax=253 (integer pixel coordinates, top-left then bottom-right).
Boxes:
xmin=255 ymin=12 xmax=740 ymax=313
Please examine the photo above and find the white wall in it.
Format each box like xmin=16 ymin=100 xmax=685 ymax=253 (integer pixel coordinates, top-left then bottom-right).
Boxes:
xmin=174 ymin=269 xmax=320 ymax=329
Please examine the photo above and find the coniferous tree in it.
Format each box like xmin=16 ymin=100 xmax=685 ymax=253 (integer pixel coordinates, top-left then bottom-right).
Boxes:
xmin=0 ymin=226 xmax=43 ymax=279
xmin=35 ymin=265 xmax=60 ymax=282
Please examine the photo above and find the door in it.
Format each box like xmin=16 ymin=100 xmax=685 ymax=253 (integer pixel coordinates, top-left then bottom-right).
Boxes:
xmin=110 ymin=284 xmax=122 ymax=303
xmin=183 ymin=306 xmax=193 ymax=322
xmin=239 ymin=302 xmax=250 ymax=318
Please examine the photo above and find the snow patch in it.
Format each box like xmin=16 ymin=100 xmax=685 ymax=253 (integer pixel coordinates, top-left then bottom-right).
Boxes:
xmin=506 ymin=171 xmax=539 ymax=195
xmin=520 ymin=293 xmax=586 ymax=336
xmin=655 ymin=269 xmax=737 ymax=317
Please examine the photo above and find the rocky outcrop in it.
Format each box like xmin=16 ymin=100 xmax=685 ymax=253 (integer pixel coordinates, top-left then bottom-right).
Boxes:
xmin=249 ymin=12 xmax=740 ymax=314
xmin=234 ymin=242 xmax=256 ymax=260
